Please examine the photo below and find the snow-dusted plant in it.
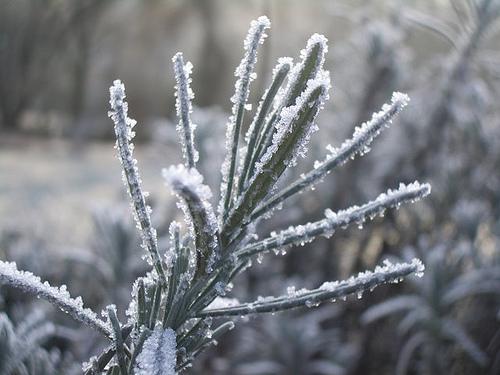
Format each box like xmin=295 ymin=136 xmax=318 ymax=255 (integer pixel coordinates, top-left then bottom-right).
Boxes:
xmin=0 ymin=16 xmax=430 ymax=374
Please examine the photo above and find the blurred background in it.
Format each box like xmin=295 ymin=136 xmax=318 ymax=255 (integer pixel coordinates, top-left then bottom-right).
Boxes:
xmin=1 ymin=0 xmax=500 ymax=374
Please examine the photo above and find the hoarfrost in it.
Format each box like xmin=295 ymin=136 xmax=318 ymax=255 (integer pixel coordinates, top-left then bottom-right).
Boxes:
xmin=173 ymin=52 xmax=199 ymax=168
xmin=135 ymin=326 xmax=177 ymax=375
xmin=0 ymin=260 xmax=111 ymax=337
xmin=163 ymin=165 xmax=219 ymax=273
xmin=109 ymin=80 xmax=165 ymax=284
xmin=238 ymin=181 xmax=430 ymax=257
xmin=219 ymin=16 xmax=270 ymax=221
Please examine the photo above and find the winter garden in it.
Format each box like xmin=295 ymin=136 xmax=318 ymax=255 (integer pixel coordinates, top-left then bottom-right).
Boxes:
xmin=1 ymin=1 xmax=500 ymax=374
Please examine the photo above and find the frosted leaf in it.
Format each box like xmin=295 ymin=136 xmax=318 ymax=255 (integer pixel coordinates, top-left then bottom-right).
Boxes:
xmin=199 ymin=258 xmax=424 ymax=317
xmin=316 ymin=91 xmax=409 ymax=168
xmin=164 ymin=221 xmax=181 ymax=277
xmin=173 ymin=52 xmax=199 ymax=168
xmin=163 ymin=165 xmax=219 ymax=274
xmin=135 ymin=326 xmax=177 ymax=375
xmin=274 ymin=34 xmax=328 ymax=110
xmin=250 ymin=91 xmax=410 ymax=222
xmin=109 ymin=80 xmax=165 ymax=285
xmin=219 ymin=16 xmax=270 ymax=221
xmin=0 ymin=260 xmax=110 ymax=337
xmin=238 ymin=181 xmax=430 ymax=258
xmin=255 ymin=69 xmax=331 ymax=177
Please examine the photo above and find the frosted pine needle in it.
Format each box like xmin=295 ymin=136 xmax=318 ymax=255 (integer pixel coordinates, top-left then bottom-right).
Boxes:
xmin=251 ymin=91 xmax=410 ymax=221
xmin=199 ymin=258 xmax=424 ymax=317
xmin=109 ymin=80 xmax=166 ymax=286
xmin=237 ymin=181 xmax=431 ymax=258
xmin=220 ymin=16 xmax=271 ymax=222
xmin=163 ymin=164 xmax=220 ymax=275
xmin=173 ymin=52 xmax=198 ymax=169
xmin=0 ymin=260 xmax=111 ymax=337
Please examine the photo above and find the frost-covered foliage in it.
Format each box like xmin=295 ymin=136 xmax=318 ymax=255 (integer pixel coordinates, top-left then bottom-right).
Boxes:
xmin=0 ymin=15 xmax=431 ymax=374
xmin=362 ymin=245 xmax=500 ymax=375
xmin=0 ymin=312 xmax=79 ymax=375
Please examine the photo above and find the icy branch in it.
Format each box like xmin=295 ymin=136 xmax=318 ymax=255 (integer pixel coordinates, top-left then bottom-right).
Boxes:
xmin=198 ymin=259 xmax=424 ymax=317
xmin=251 ymin=92 xmax=410 ymax=220
xmin=237 ymin=182 xmax=431 ymax=258
xmin=0 ymin=260 xmax=111 ymax=337
xmin=173 ymin=52 xmax=198 ymax=169
xmin=109 ymin=80 xmax=166 ymax=285
xmin=163 ymin=165 xmax=220 ymax=275
xmin=219 ymin=16 xmax=271 ymax=221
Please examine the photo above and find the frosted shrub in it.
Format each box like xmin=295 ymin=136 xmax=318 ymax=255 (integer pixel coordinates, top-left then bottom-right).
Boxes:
xmin=0 ymin=16 xmax=431 ymax=373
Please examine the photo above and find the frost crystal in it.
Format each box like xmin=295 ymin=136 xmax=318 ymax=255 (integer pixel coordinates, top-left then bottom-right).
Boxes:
xmin=255 ymin=69 xmax=331 ymax=175
xmin=163 ymin=164 xmax=220 ymax=273
xmin=109 ymin=80 xmax=166 ymax=285
xmin=219 ymin=16 xmax=271 ymax=221
xmin=199 ymin=258 xmax=425 ymax=317
xmin=0 ymin=260 xmax=111 ymax=337
xmin=173 ymin=52 xmax=199 ymax=168
xmin=135 ymin=326 xmax=177 ymax=375
xmin=251 ymin=91 xmax=409 ymax=221
xmin=238 ymin=181 xmax=430 ymax=258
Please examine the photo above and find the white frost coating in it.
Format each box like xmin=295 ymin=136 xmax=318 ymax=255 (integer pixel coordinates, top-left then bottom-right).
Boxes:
xmin=238 ymin=181 xmax=431 ymax=257
xmin=0 ymin=260 xmax=111 ymax=337
xmin=314 ymin=91 xmax=409 ymax=169
xmin=109 ymin=80 xmax=165 ymax=284
xmin=206 ymin=297 xmax=241 ymax=310
xmin=219 ymin=16 xmax=271 ymax=221
xmin=243 ymin=57 xmax=294 ymax=145
xmin=163 ymin=164 xmax=220 ymax=273
xmin=173 ymin=52 xmax=199 ymax=168
xmin=199 ymin=258 xmax=424 ymax=317
xmin=319 ymin=258 xmax=425 ymax=292
xmin=275 ymin=33 xmax=328 ymax=109
xmin=165 ymin=221 xmax=181 ymax=277
xmin=255 ymin=69 xmax=331 ymax=174
xmin=289 ymin=259 xmax=424 ymax=298
xmin=135 ymin=326 xmax=177 ymax=375
xmin=249 ymin=92 xmax=411 ymax=222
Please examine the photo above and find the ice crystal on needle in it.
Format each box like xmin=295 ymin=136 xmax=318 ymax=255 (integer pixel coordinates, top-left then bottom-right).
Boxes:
xmin=0 ymin=261 xmax=111 ymax=337
xmin=173 ymin=52 xmax=198 ymax=168
xmin=109 ymin=80 xmax=166 ymax=285
xmin=219 ymin=16 xmax=270 ymax=221
xmin=135 ymin=327 xmax=177 ymax=375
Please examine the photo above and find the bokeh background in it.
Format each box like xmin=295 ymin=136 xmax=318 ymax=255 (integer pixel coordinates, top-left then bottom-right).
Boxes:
xmin=1 ymin=0 xmax=500 ymax=374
